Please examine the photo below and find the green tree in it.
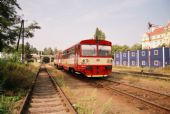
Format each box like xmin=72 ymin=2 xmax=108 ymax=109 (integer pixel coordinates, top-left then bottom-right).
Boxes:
xmin=112 ymin=44 xmax=130 ymax=55
xmin=15 ymin=21 xmax=41 ymax=38
xmin=130 ymin=43 xmax=142 ymax=50
xmin=30 ymin=46 xmax=38 ymax=54
xmin=43 ymin=47 xmax=53 ymax=55
xmin=94 ymin=27 xmax=106 ymax=40
xmin=120 ymin=45 xmax=130 ymax=52
xmin=53 ymin=48 xmax=58 ymax=54
xmin=0 ymin=0 xmax=41 ymax=52
xmin=112 ymin=45 xmax=122 ymax=54
xmin=0 ymin=0 xmax=21 ymax=51
xmin=25 ymin=42 xmax=32 ymax=60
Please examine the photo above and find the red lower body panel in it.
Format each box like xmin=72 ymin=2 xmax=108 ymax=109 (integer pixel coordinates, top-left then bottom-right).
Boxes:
xmin=76 ymin=65 xmax=112 ymax=77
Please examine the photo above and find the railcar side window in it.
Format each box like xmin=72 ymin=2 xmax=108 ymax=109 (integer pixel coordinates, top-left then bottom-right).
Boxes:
xmin=81 ymin=45 xmax=97 ymax=56
xmin=98 ymin=45 xmax=111 ymax=56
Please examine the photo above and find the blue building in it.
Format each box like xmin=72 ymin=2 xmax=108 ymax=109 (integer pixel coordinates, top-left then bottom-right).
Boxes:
xmin=114 ymin=52 xmax=121 ymax=66
xmin=150 ymin=47 xmax=170 ymax=67
xmin=164 ymin=48 xmax=170 ymax=66
xmin=129 ymin=50 xmax=138 ymax=66
xmin=114 ymin=47 xmax=170 ymax=68
xmin=122 ymin=52 xmax=128 ymax=66
xmin=139 ymin=49 xmax=149 ymax=67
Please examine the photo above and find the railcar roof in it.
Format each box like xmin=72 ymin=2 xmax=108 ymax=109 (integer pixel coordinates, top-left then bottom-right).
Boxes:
xmin=63 ymin=39 xmax=112 ymax=52
xmin=80 ymin=39 xmax=112 ymax=45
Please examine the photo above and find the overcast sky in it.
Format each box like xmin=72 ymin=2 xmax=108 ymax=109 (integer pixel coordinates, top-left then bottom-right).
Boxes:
xmin=17 ymin=0 xmax=170 ymax=51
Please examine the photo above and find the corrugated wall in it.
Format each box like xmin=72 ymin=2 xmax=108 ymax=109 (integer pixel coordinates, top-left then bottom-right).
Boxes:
xmin=113 ymin=47 xmax=170 ymax=67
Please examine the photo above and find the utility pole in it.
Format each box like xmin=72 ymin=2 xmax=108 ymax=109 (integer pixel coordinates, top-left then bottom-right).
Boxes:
xmin=148 ymin=22 xmax=151 ymax=68
xmin=16 ymin=20 xmax=25 ymax=63
xmin=22 ymin=20 xmax=25 ymax=63
xmin=148 ymin=22 xmax=159 ymax=68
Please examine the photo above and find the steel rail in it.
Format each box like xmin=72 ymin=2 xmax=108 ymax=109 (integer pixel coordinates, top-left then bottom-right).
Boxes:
xmin=96 ymin=80 xmax=170 ymax=112
xmin=19 ymin=65 xmax=77 ymax=114
xmin=18 ymin=67 xmax=40 ymax=114
xmin=104 ymin=79 xmax=170 ymax=97
xmin=111 ymin=71 xmax=170 ymax=81
xmin=46 ymin=67 xmax=77 ymax=114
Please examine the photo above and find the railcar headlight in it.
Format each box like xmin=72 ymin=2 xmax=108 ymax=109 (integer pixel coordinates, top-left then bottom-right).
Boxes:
xmin=82 ymin=59 xmax=89 ymax=64
xmin=107 ymin=59 xmax=113 ymax=63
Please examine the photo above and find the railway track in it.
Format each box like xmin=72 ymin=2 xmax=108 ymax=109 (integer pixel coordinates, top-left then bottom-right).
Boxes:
xmin=19 ymin=65 xmax=77 ymax=114
xmin=95 ymin=79 xmax=170 ymax=113
xmin=111 ymin=71 xmax=170 ymax=81
xmin=51 ymin=64 xmax=170 ymax=113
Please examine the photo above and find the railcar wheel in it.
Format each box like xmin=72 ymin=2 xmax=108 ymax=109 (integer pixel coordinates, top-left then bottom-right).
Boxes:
xmin=69 ymin=68 xmax=75 ymax=73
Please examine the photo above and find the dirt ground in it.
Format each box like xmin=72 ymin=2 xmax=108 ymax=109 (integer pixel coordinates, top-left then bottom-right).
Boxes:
xmin=47 ymin=65 xmax=169 ymax=114
xmin=109 ymin=73 xmax=170 ymax=95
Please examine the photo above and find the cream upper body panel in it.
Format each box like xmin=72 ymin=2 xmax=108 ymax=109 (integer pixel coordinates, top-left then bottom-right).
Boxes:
xmin=78 ymin=57 xmax=112 ymax=65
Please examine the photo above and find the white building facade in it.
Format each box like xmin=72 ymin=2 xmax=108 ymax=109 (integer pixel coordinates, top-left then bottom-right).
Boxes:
xmin=142 ymin=22 xmax=170 ymax=49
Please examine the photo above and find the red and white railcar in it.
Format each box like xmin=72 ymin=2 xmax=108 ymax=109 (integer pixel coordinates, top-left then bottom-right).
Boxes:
xmin=54 ymin=51 xmax=63 ymax=69
xmin=55 ymin=39 xmax=112 ymax=77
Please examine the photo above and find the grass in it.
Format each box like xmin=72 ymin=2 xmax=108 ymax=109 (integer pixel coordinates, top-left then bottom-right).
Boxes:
xmin=74 ymin=90 xmax=97 ymax=114
xmin=0 ymin=59 xmax=40 ymax=113
xmin=49 ymin=68 xmax=66 ymax=87
xmin=0 ymin=95 xmax=20 ymax=114
xmin=73 ymin=90 xmax=114 ymax=114
xmin=110 ymin=72 xmax=170 ymax=91
xmin=48 ymin=65 xmax=115 ymax=114
xmin=100 ymin=98 xmax=113 ymax=114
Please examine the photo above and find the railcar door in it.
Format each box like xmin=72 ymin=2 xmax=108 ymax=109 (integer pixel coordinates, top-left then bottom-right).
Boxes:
xmin=74 ymin=45 xmax=79 ymax=69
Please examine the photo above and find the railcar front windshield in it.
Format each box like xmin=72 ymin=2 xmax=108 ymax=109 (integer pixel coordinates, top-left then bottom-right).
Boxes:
xmin=81 ymin=45 xmax=97 ymax=56
xmin=98 ymin=45 xmax=112 ymax=56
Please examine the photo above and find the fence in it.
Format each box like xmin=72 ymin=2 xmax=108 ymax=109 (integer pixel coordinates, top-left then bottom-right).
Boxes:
xmin=114 ymin=47 xmax=170 ymax=67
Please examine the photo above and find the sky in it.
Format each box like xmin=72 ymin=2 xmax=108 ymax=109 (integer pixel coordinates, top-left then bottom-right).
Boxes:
xmin=17 ymin=0 xmax=170 ymax=51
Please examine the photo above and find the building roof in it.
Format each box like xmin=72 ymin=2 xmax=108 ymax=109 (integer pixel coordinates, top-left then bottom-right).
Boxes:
xmin=166 ymin=22 xmax=170 ymax=28
xmin=146 ymin=21 xmax=170 ymax=36
xmin=146 ymin=27 xmax=165 ymax=36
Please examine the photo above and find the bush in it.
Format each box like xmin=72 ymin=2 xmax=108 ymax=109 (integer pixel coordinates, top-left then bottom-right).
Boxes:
xmin=27 ymin=59 xmax=34 ymax=63
xmin=0 ymin=60 xmax=36 ymax=95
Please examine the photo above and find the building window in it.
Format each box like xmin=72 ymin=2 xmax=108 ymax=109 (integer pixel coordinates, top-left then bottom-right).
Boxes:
xmin=154 ymin=50 xmax=158 ymax=55
xmin=142 ymin=61 xmax=145 ymax=65
xmin=132 ymin=61 xmax=135 ymax=66
xmin=141 ymin=51 xmax=145 ymax=56
xmin=160 ymin=40 xmax=162 ymax=44
xmin=116 ymin=54 xmax=119 ymax=58
xmin=123 ymin=53 xmax=126 ymax=57
xmin=154 ymin=60 xmax=159 ymax=66
xmin=131 ymin=52 xmax=135 ymax=57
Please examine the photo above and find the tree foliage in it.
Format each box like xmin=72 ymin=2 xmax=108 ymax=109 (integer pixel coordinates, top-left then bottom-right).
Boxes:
xmin=112 ymin=43 xmax=142 ymax=54
xmin=0 ymin=0 xmax=41 ymax=52
xmin=53 ymin=48 xmax=58 ymax=54
xmin=112 ymin=45 xmax=130 ymax=54
xmin=94 ymin=27 xmax=106 ymax=40
xmin=25 ymin=42 xmax=32 ymax=60
xmin=130 ymin=43 xmax=142 ymax=50
xmin=30 ymin=46 xmax=38 ymax=54
xmin=0 ymin=0 xmax=21 ymax=51
xmin=43 ymin=47 xmax=54 ymax=55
